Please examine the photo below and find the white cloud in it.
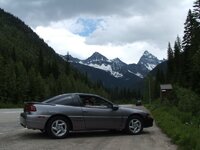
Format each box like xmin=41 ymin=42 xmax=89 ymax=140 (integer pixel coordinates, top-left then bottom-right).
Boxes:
xmin=85 ymin=1 xmax=193 ymax=48
xmin=34 ymin=22 xmax=165 ymax=64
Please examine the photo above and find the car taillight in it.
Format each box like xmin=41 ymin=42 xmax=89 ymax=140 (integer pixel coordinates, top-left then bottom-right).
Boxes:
xmin=24 ymin=104 xmax=37 ymax=112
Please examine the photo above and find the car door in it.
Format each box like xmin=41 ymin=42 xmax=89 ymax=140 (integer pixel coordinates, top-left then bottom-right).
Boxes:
xmin=79 ymin=95 xmax=122 ymax=130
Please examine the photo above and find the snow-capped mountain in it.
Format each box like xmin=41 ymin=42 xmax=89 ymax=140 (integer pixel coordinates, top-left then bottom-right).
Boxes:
xmin=63 ymin=50 xmax=163 ymax=79
xmin=126 ymin=50 xmax=163 ymax=78
xmin=62 ymin=51 xmax=164 ymax=89
xmin=84 ymin=52 xmax=109 ymax=64
xmin=138 ymin=50 xmax=162 ymax=71
xmin=82 ymin=52 xmax=123 ymax=78
xmin=65 ymin=52 xmax=126 ymax=78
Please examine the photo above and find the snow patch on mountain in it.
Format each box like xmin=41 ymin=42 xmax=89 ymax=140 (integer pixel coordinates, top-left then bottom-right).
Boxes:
xmin=128 ymin=70 xmax=144 ymax=78
xmin=111 ymin=71 xmax=124 ymax=78
xmin=87 ymin=63 xmax=123 ymax=78
xmin=88 ymin=63 xmax=111 ymax=71
xmin=145 ymin=63 xmax=156 ymax=70
xmin=86 ymin=58 xmax=111 ymax=63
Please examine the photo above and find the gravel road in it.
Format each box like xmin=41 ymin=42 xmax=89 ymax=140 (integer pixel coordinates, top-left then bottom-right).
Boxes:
xmin=0 ymin=106 xmax=177 ymax=150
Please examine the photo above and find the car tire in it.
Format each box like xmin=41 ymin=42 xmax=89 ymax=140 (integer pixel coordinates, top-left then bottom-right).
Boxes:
xmin=126 ymin=116 xmax=143 ymax=135
xmin=46 ymin=116 xmax=69 ymax=139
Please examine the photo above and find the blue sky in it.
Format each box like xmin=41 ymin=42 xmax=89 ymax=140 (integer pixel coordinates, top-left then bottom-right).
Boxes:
xmin=75 ymin=18 xmax=103 ymax=37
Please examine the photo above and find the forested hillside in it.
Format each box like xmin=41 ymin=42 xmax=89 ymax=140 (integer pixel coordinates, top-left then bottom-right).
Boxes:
xmin=0 ymin=8 xmax=108 ymax=105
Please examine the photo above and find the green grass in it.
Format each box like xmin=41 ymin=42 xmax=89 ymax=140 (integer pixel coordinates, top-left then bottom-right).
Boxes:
xmin=147 ymin=103 xmax=200 ymax=150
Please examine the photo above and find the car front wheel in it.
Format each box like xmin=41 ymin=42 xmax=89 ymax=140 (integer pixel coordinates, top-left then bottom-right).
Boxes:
xmin=126 ymin=116 xmax=143 ymax=135
xmin=46 ymin=116 xmax=69 ymax=139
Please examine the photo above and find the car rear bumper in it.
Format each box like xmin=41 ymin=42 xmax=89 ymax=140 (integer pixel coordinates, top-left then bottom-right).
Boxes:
xmin=20 ymin=113 xmax=49 ymax=130
xmin=143 ymin=116 xmax=153 ymax=128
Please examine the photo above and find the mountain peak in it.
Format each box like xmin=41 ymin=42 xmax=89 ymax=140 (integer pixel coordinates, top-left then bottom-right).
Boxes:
xmin=143 ymin=50 xmax=151 ymax=56
xmin=140 ymin=50 xmax=158 ymax=61
xmin=85 ymin=52 xmax=108 ymax=63
xmin=112 ymin=58 xmax=127 ymax=66
xmin=138 ymin=50 xmax=161 ymax=71
xmin=91 ymin=52 xmax=106 ymax=58
xmin=92 ymin=51 xmax=102 ymax=56
xmin=112 ymin=58 xmax=121 ymax=62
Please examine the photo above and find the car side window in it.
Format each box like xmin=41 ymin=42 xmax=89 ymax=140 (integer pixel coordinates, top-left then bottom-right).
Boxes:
xmin=47 ymin=95 xmax=78 ymax=106
xmin=79 ymin=96 xmax=93 ymax=106
xmin=44 ymin=95 xmax=68 ymax=103
xmin=57 ymin=96 xmax=75 ymax=106
xmin=80 ymin=95 xmax=112 ymax=108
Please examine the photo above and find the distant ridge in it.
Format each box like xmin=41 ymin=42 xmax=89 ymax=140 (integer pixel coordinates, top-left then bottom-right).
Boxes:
xmin=62 ymin=51 xmax=164 ymax=89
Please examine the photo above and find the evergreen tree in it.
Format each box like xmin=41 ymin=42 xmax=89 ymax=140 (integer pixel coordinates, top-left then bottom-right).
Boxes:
xmin=193 ymin=0 xmax=200 ymax=45
xmin=167 ymin=42 xmax=174 ymax=61
xmin=174 ymin=36 xmax=182 ymax=82
xmin=193 ymin=0 xmax=200 ymax=22
xmin=182 ymin=9 xmax=199 ymax=87
xmin=192 ymin=1 xmax=200 ymax=90
xmin=3 ymin=62 xmax=17 ymax=103
xmin=0 ymin=55 xmax=5 ymax=101
xmin=182 ymin=9 xmax=198 ymax=54
xmin=167 ymin=42 xmax=174 ymax=81
xmin=64 ymin=52 xmax=70 ymax=75
xmin=52 ymin=61 xmax=59 ymax=79
xmin=28 ymin=68 xmax=45 ymax=100
xmin=38 ymin=49 xmax=44 ymax=77
xmin=15 ymin=62 xmax=29 ymax=102
xmin=191 ymin=0 xmax=200 ymax=92
xmin=192 ymin=47 xmax=200 ymax=92
xmin=46 ymin=74 xmax=57 ymax=96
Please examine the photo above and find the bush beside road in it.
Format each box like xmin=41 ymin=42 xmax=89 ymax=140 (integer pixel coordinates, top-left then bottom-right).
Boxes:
xmin=147 ymin=103 xmax=200 ymax=150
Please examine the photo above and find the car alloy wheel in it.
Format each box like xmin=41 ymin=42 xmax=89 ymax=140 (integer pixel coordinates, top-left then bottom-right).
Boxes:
xmin=126 ymin=116 xmax=143 ymax=135
xmin=51 ymin=120 xmax=67 ymax=137
xmin=47 ymin=116 xmax=69 ymax=138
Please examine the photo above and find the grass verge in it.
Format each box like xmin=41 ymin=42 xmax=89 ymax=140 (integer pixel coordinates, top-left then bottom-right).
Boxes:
xmin=146 ymin=103 xmax=200 ymax=150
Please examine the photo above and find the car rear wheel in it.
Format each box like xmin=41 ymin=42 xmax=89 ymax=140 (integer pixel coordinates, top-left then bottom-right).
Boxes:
xmin=46 ymin=116 xmax=69 ymax=139
xmin=126 ymin=116 xmax=143 ymax=135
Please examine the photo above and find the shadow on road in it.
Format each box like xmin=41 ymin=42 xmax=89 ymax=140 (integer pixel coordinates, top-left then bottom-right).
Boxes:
xmin=20 ymin=130 xmax=151 ymax=140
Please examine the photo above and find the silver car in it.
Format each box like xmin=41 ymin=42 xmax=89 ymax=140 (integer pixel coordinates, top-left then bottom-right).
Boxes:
xmin=20 ymin=93 xmax=153 ymax=138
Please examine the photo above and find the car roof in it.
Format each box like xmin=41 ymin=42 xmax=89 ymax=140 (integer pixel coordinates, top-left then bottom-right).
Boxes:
xmin=75 ymin=93 xmax=100 ymax=96
xmin=44 ymin=93 xmax=113 ymax=104
xmin=53 ymin=93 xmax=101 ymax=97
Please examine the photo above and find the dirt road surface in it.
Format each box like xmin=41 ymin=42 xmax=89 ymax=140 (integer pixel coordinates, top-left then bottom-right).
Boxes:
xmin=0 ymin=106 xmax=177 ymax=150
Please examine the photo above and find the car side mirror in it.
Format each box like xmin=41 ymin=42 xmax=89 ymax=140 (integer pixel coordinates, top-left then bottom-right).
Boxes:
xmin=112 ymin=105 xmax=119 ymax=111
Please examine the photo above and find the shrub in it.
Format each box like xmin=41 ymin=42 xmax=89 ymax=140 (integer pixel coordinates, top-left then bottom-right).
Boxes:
xmin=175 ymin=87 xmax=200 ymax=115
xmin=148 ymin=104 xmax=200 ymax=150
